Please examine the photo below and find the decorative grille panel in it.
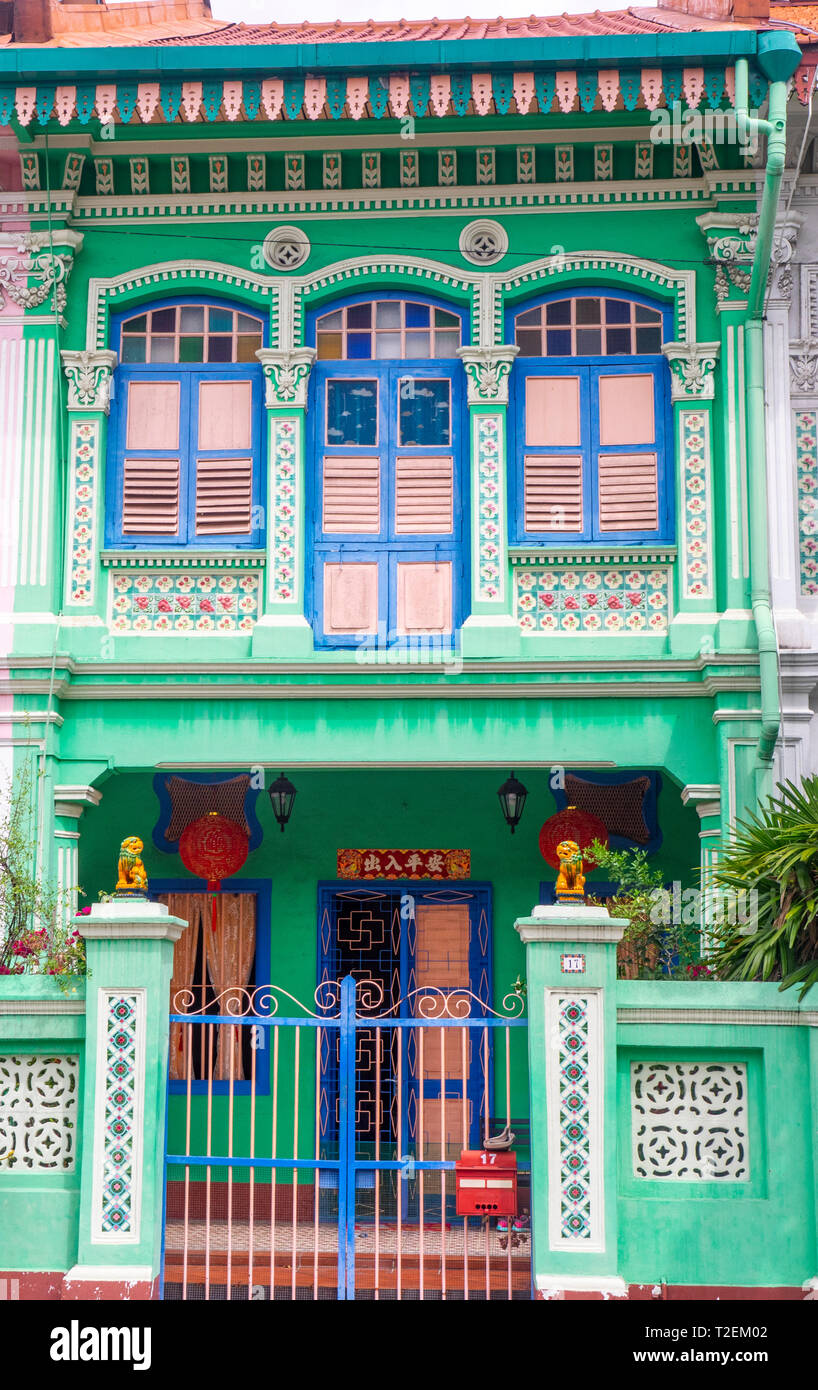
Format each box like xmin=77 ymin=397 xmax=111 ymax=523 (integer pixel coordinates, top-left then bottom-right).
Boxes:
xmin=631 ymin=1061 xmax=749 ymax=1181
xmin=0 ymin=1054 xmax=79 ymax=1171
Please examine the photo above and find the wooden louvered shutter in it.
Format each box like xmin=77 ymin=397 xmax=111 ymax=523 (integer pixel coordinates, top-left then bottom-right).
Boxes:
xmin=195 ymin=459 xmax=253 ymax=535
xmin=597 ymin=373 xmax=658 ymax=533
xmin=195 ymin=380 xmax=255 ymax=537
xmin=122 ymin=380 xmax=181 ymax=536
xmin=524 ymin=456 xmax=583 ymax=532
xmin=122 ymin=458 xmax=180 ymax=535
xmin=322 ymin=457 xmax=380 ymax=532
xmin=395 ymin=457 xmax=453 ymax=534
xmin=598 ymin=456 xmax=658 ymax=531
xmin=524 ymin=375 xmax=583 ymax=533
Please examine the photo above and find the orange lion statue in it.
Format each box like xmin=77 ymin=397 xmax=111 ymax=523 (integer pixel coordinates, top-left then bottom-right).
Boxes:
xmin=115 ymin=836 xmax=148 ymax=895
xmin=555 ymin=839 xmax=585 ymax=901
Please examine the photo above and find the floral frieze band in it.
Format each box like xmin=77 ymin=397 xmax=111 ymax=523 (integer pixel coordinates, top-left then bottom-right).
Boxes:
xmin=66 ymin=420 xmax=99 ymax=606
xmin=515 ymin=565 xmax=670 ymax=633
xmin=680 ymin=409 xmax=713 ymax=600
xmin=796 ymin=410 xmax=818 ymax=595
xmin=110 ymin=571 xmax=261 ymax=633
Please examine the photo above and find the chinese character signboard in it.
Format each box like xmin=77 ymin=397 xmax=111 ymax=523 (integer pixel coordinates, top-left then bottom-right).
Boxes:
xmin=337 ymin=849 xmax=470 ymax=880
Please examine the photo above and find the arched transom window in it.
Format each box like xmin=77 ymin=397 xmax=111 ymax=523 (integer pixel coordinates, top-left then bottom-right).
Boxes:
xmin=316 ymin=299 xmax=462 ymax=360
xmin=514 ymin=296 xmax=663 ymax=358
xmin=120 ymin=304 xmax=264 ymax=365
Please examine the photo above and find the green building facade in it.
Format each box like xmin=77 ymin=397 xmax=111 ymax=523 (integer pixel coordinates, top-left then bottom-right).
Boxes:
xmin=0 ymin=13 xmax=814 ymax=1300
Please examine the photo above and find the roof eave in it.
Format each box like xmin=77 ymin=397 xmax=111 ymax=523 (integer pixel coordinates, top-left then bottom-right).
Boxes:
xmin=0 ymin=30 xmax=770 ymax=81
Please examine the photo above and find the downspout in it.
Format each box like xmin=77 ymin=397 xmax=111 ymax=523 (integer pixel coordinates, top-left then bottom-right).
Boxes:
xmin=734 ymin=34 xmax=802 ymax=774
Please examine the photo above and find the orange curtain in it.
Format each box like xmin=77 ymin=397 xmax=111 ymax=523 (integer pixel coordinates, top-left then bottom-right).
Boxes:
xmin=204 ymin=892 xmax=257 ymax=1081
xmin=160 ymin=892 xmax=203 ymax=1082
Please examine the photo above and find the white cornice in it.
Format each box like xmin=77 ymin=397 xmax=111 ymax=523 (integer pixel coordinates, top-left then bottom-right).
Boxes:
xmin=0 ymin=678 xmax=760 ymax=702
xmin=618 ymin=1008 xmax=818 ymax=1027
xmin=3 ymin=651 xmax=760 ymax=677
xmin=68 ymin=181 xmax=727 ymax=232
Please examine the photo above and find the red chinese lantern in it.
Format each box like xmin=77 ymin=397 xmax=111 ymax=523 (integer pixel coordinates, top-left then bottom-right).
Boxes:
xmin=179 ymin=813 xmax=248 ymax=930
xmin=538 ymin=805 xmax=609 ymax=870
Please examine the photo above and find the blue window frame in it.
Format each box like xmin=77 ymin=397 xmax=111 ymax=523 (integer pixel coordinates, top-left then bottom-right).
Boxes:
xmin=305 ymin=292 xmax=469 ymax=650
xmin=106 ymin=296 xmax=267 ymax=549
xmin=507 ymin=288 xmax=674 ymax=546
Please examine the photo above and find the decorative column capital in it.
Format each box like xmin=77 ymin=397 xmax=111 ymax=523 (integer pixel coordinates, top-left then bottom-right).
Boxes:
xmin=789 ymin=342 xmax=818 ymax=397
xmin=256 ymin=347 xmax=316 ymax=409
xmin=61 ymin=349 xmax=118 ymax=413
xmin=662 ymin=341 xmax=720 ymax=402
xmin=457 ymin=345 xmax=519 ymax=405
xmin=54 ymin=784 xmax=103 ymax=821
xmin=769 ymin=214 xmax=803 ymax=306
xmin=696 ymin=212 xmax=758 ymax=308
xmin=681 ymin=783 xmax=721 ymax=822
xmin=0 ymin=228 xmax=82 ymax=317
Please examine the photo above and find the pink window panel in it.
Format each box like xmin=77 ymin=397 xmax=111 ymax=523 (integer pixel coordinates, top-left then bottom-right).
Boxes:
xmin=198 ymin=380 xmax=253 ymax=450
xmin=322 ymin=457 xmax=380 ymax=533
xmin=323 ymin=562 xmax=378 ymax=634
xmin=125 ymin=381 xmax=180 ymax=450
xmin=598 ymin=453 xmax=659 ymax=531
xmin=524 ymin=455 xmax=583 ymax=531
xmin=394 ymin=456 xmax=453 ymax=534
xmin=598 ymin=374 xmax=655 ymax=446
xmin=525 ymin=376 xmax=581 ymax=447
xmin=121 ymin=457 xmax=180 ymax=535
xmin=415 ymin=904 xmax=470 ymax=988
xmin=195 ymin=458 xmax=253 ymax=535
xmin=396 ymin=561 xmax=452 ymax=634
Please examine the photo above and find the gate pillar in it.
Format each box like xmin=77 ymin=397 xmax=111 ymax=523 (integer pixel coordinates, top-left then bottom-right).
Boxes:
xmin=515 ymin=903 xmax=628 ymax=1300
xmin=65 ymin=899 xmax=188 ymax=1300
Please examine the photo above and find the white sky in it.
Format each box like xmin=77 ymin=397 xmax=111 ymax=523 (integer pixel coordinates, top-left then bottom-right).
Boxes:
xmin=209 ymin=0 xmax=579 ymax=23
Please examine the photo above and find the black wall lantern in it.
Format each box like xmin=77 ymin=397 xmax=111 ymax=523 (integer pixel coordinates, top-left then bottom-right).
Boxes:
xmin=497 ymin=771 xmax=528 ymax=835
xmin=269 ymin=772 xmax=297 ymax=833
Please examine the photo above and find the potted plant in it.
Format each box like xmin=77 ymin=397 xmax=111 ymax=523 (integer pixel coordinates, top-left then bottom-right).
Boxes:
xmin=708 ymin=776 xmax=818 ymax=999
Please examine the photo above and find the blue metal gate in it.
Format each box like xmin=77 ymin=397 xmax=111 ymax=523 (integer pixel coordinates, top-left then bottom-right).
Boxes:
xmin=161 ymin=976 xmax=530 ymax=1300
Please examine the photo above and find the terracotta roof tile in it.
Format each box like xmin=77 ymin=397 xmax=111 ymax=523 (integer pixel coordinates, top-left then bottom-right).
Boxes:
xmin=6 ymin=0 xmax=817 ymax=49
xmin=145 ymin=11 xmax=730 ymax=45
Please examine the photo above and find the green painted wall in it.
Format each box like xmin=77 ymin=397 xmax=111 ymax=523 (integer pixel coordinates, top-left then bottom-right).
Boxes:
xmin=617 ymin=984 xmax=818 ymax=1289
xmin=0 ymin=978 xmax=85 ymax=1274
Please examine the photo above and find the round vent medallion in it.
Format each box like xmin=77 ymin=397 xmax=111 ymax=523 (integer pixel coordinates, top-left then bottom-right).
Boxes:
xmin=459 ymin=219 xmax=509 ymax=267
xmin=262 ymin=226 xmax=310 ymax=271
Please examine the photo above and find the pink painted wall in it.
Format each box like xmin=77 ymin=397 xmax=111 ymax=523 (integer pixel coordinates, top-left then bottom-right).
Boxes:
xmin=0 ymin=129 xmax=27 ymax=769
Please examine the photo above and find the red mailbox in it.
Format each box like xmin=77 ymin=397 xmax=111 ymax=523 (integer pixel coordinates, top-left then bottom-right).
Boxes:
xmin=455 ymin=1149 xmax=518 ymax=1218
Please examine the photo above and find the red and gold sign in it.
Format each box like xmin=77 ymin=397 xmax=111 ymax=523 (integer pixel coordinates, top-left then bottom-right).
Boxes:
xmin=337 ymin=848 xmax=470 ymax=880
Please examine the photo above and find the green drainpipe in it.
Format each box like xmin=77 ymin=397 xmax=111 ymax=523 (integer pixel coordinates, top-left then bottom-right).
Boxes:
xmin=735 ymin=35 xmax=802 ymax=778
